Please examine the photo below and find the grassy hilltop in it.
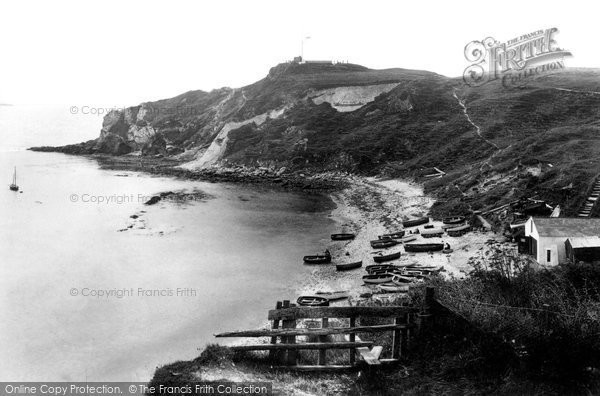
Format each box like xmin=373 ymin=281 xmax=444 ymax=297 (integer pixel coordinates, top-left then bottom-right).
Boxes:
xmin=31 ymin=63 xmax=600 ymax=217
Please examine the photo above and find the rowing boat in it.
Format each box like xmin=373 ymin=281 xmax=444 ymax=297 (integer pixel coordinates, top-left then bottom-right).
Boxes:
xmin=447 ymin=224 xmax=471 ymax=237
xmin=331 ymin=233 xmax=355 ymax=241
xmin=402 ymin=217 xmax=429 ymax=228
xmin=372 ymin=251 xmax=401 ymax=263
xmin=370 ymin=239 xmax=399 ymax=248
xmin=406 ymin=264 xmax=444 ymax=272
xmin=400 ymin=235 xmax=417 ymax=243
xmin=296 ymin=296 xmax=330 ymax=307
xmin=400 ymin=269 xmax=425 ymax=277
xmin=421 ymin=228 xmax=444 ymax=238
xmin=303 ymin=254 xmax=331 ymax=264
xmin=365 ymin=264 xmax=397 ymax=273
xmin=391 ymin=274 xmax=414 ymax=284
xmin=379 ymin=231 xmax=405 ymax=239
xmin=404 ymin=243 xmax=444 ymax=252
xmin=378 ymin=283 xmax=409 ymax=293
xmin=443 ymin=215 xmax=466 ymax=225
xmin=336 ymin=260 xmax=363 ymax=271
xmin=362 ymin=274 xmax=394 ymax=284
xmin=315 ymin=291 xmax=349 ymax=300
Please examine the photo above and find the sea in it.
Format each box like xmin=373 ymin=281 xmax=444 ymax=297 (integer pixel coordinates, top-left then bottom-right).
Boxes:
xmin=0 ymin=105 xmax=337 ymax=381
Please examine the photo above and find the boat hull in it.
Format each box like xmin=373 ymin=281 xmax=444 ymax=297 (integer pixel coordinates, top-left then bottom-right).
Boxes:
xmin=373 ymin=252 xmax=401 ymax=263
xmin=370 ymin=240 xmax=399 ymax=248
xmin=331 ymin=233 xmax=355 ymax=241
xmin=303 ymin=255 xmax=331 ymax=264
xmin=400 ymin=235 xmax=417 ymax=243
xmin=363 ymin=274 xmax=394 ymax=284
xmin=447 ymin=224 xmax=471 ymax=237
xmin=443 ymin=216 xmax=466 ymax=225
xmin=402 ymin=217 xmax=429 ymax=228
xmin=297 ymin=296 xmax=330 ymax=307
xmin=336 ymin=261 xmax=363 ymax=271
xmin=404 ymin=243 xmax=444 ymax=252
xmin=421 ymin=229 xmax=444 ymax=238
xmin=378 ymin=284 xmax=409 ymax=293
xmin=379 ymin=231 xmax=405 ymax=239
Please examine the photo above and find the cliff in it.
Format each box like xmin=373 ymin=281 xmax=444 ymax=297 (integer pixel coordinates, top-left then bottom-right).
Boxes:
xmin=30 ymin=63 xmax=600 ymax=217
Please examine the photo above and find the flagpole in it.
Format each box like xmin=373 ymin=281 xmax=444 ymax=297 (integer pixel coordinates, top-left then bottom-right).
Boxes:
xmin=301 ymin=36 xmax=310 ymax=61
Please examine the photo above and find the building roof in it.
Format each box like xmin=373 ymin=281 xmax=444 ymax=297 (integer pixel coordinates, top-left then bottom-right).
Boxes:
xmin=533 ymin=217 xmax=600 ymax=237
xmin=567 ymin=237 xmax=600 ymax=249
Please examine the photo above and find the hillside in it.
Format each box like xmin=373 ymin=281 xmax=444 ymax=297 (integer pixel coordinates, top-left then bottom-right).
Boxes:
xmin=30 ymin=62 xmax=600 ymax=217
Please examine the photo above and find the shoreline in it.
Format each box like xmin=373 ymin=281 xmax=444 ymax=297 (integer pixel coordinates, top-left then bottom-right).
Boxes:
xmin=295 ymin=176 xmax=501 ymax=303
xmin=29 ymin=151 xmax=351 ymax=193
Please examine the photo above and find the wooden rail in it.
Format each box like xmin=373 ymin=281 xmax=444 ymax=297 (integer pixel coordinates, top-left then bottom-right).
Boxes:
xmin=230 ymin=341 xmax=374 ymax=351
xmin=268 ymin=306 xmax=418 ymax=320
xmin=215 ymin=323 xmax=415 ymax=338
xmin=215 ymin=290 xmax=434 ymax=371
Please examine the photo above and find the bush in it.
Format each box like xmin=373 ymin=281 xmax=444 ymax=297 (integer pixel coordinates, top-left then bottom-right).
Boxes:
xmin=438 ymin=248 xmax=600 ymax=381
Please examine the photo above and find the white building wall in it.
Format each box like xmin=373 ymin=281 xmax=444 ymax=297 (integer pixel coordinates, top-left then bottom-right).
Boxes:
xmin=536 ymin=236 xmax=565 ymax=265
xmin=524 ymin=217 xmax=568 ymax=266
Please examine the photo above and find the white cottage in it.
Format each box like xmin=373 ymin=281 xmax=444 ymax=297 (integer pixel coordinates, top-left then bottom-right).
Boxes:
xmin=523 ymin=217 xmax=600 ymax=265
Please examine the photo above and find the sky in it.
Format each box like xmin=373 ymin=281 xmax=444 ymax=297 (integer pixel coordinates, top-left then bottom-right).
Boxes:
xmin=0 ymin=0 xmax=598 ymax=106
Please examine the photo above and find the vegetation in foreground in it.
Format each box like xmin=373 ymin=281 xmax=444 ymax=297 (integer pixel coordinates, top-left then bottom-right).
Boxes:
xmin=148 ymin=250 xmax=600 ymax=395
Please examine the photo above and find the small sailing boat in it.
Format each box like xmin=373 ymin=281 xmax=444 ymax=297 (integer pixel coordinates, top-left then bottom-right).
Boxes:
xmin=9 ymin=167 xmax=19 ymax=191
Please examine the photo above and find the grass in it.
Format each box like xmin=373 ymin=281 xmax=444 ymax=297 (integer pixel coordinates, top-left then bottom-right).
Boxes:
xmin=149 ymin=274 xmax=600 ymax=394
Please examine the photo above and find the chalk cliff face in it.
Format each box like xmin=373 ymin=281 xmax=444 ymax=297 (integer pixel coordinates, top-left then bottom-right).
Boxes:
xmin=37 ymin=62 xmax=433 ymax=167
xmin=31 ymin=63 xmax=600 ymax=216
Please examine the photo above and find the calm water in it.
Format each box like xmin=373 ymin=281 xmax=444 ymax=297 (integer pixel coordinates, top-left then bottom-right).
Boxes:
xmin=0 ymin=106 xmax=336 ymax=381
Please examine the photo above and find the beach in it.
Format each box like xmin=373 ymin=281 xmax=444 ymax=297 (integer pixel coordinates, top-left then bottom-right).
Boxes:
xmin=295 ymin=175 xmax=500 ymax=301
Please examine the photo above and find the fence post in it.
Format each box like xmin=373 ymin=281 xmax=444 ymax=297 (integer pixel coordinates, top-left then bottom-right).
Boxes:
xmin=318 ymin=318 xmax=328 ymax=365
xmin=349 ymin=317 xmax=356 ymax=366
xmin=401 ymin=313 xmax=409 ymax=357
xmin=418 ymin=287 xmax=435 ymax=336
xmin=269 ymin=301 xmax=282 ymax=361
xmin=281 ymin=300 xmax=297 ymax=365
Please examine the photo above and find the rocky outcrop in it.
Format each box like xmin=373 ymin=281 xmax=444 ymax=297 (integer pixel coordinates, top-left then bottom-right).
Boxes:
xmin=309 ymin=83 xmax=401 ymax=112
xmin=180 ymin=106 xmax=288 ymax=170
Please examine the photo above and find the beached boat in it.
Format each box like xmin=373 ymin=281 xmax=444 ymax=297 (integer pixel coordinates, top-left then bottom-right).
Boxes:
xmin=443 ymin=215 xmax=466 ymax=225
xmin=315 ymin=291 xmax=349 ymax=301
xmin=362 ymin=274 xmax=394 ymax=284
xmin=404 ymin=243 xmax=444 ymax=252
xmin=421 ymin=228 xmax=444 ymax=238
xmin=370 ymin=239 xmax=399 ymax=248
xmin=297 ymin=296 xmax=330 ymax=307
xmin=406 ymin=264 xmax=444 ymax=273
xmin=336 ymin=260 xmax=363 ymax=271
xmin=400 ymin=235 xmax=417 ymax=243
xmin=331 ymin=233 xmax=355 ymax=241
xmin=402 ymin=217 xmax=429 ymax=228
xmin=391 ymin=275 xmax=414 ymax=284
xmin=378 ymin=283 xmax=409 ymax=293
xmin=447 ymin=224 xmax=471 ymax=237
xmin=303 ymin=253 xmax=331 ymax=264
xmin=379 ymin=231 xmax=405 ymax=239
xmin=401 ymin=269 xmax=426 ymax=277
xmin=9 ymin=166 xmax=18 ymax=191
xmin=365 ymin=264 xmax=397 ymax=273
xmin=372 ymin=251 xmax=401 ymax=263
xmin=442 ymin=222 xmax=466 ymax=230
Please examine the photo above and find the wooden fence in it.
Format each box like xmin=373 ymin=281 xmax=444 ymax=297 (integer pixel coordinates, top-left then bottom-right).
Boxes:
xmin=215 ymin=289 xmax=436 ymax=371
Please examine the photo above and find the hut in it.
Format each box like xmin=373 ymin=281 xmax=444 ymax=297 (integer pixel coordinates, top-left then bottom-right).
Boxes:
xmin=523 ymin=217 xmax=600 ymax=265
xmin=565 ymin=237 xmax=600 ymax=263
